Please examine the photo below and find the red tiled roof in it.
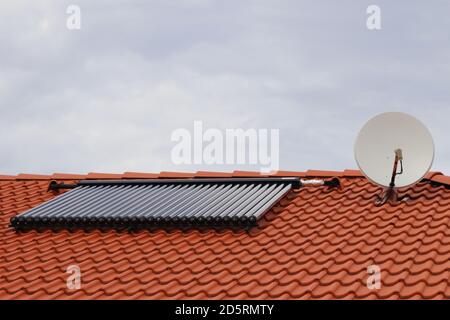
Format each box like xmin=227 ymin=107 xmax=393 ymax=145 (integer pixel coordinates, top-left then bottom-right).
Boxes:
xmin=0 ymin=170 xmax=449 ymax=299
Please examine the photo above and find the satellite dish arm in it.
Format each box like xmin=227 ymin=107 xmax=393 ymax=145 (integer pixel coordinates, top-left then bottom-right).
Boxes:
xmin=376 ymin=149 xmax=404 ymax=206
xmin=389 ymin=149 xmax=403 ymax=187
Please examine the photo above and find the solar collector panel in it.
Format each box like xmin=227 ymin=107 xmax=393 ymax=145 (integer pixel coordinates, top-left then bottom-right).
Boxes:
xmin=11 ymin=177 xmax=299 ymax=231
xmin=156 ymin=184 xmax=206 ymax=219
xmin=75 ymin=185 xmax=135 ymax=219
xmin=188 ymin=183 xmax=241 ymax=222
xmin=23 ymin=185 xmax=90 ymax=218
xmin=217 ymin=183 xmax=262 ymax=220
xmin=60 ymin=185 xmax=122 ymax=218
xmin=246 ymin=183 xmax=292 ymax=219
xmin=24 ymin=185 xmax=103 ymax=226
xmin=108 ymin=184 xmax=168 ymax=219
xmin=126 ymin=184 xmax=178 ymax=219
xmin=232 ymin=183 xmax=278 ymax=219
xmin=64 ymin=185 xmax=135 ymax=226
xmin=92 ymin=185 xmax=155 ymax=223
xmin=116 ymin=184 xmax=177 ymax=221
xmin=92 ymin=185 xmax=152 ymax=219
xmin=165 ymin=184 xmax=222 ymax=220
xmin=146 ymin=184 xmax=200 ymax=219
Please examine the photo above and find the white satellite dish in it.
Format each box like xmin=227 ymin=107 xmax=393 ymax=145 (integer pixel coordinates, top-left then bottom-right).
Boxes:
xmin=354 ymin=112 xmax=434 ymax=204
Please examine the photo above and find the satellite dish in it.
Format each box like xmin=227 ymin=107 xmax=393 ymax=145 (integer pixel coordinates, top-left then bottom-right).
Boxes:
xmin=355 ymin=112 xmax=434 ymax=194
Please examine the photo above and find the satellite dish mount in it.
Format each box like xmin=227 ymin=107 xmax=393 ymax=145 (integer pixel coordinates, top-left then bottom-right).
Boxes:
xmin=375 ymin=148 xmax=403 ymax=206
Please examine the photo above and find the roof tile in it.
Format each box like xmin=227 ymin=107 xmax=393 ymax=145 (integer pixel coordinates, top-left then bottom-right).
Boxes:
xmin=194 ymin=171 xmax=234 ymax=178
xmin=122 ymin=172 xmax=159 ymax=179
xmin=51 ymin=173 xmax=87 ymax=180
xmin=424 ymin=172 xmax=443 ymax=180
xmin=85 ymin=173 xmax=124 ymax=179
xmin=0 ymin=170 xmax=449 ymax=299
xmin=305 ymin=170 xmax=343 ymax=177
xmin=232 ymin=171 xmax=268 ymax=177
xmin=16 ymin=174 xmax=52 ymax=180
xmin=343 ymin=169 xmax=364 ymax=177
xmin=0 ymin=175 xmax=16 ymax=180
xmin=429 ymin=174 xmax=450 ymax=185
xmin=157 ymin=172 xmax=195 ymax=178
xmin=270 ymin=171 xmax=306 ymax=177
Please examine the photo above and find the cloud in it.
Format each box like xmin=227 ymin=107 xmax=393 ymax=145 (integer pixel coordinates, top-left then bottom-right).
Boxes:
xmin=0 ymin=1 xmax=449 ymax=175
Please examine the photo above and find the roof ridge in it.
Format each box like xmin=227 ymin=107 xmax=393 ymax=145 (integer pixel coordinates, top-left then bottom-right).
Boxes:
xmin=0 ymin=170 xmax=448 ymax=186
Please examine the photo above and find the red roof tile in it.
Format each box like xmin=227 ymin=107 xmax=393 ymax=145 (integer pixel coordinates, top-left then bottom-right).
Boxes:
xmin=424 ymin=172 xmax=443 ymax=180
xmin=157 ymin=171 xmax=195 ymax=178
xmin=194 ymin=171 xmax=234 ymax=178
xmin=51 ymin=173 xmax=87 ymax=180
xmin=305 ymin=170 xmax=343 ymax=177
xmin=85 ymin=173 xmax=124 ymax=179
xmin=0 ymin=175 xmax=16 ymax=180
xmin=121 ymin=172 xmax=160 ymax=179
xmin=15 ymin=173 xmax=52 ymax=180
xmin=0 ymin=170 xmax=449 ymax=299
xmin=232 ymin=170 xmax=269 ymax=177
xmin=343 ymin=169 xmax=364 ymax=177
xmin=0 ymin=170 xmax=448 ymax=186
xmin=428 ymin=174 xmax=450 ymax=186
xmin=269 ymin=171 xmax=306 ymax=177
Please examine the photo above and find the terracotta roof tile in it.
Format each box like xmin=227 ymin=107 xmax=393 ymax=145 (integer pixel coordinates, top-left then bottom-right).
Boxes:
xmin=424 ymin=172 xmax=443 ymax=180
xmin=270 ymin=171 xmax=306 ymax=177
xmin=0 ymin=175 xmax=16 ymax=180
xmin=231 ymin=171 xmax=268 ymax=177
xmin=85 ymin=173 xmax=124 ymax=179
xmin=157 ymin=171 xmax=195 ymax=178
xmin=16 ymin=174 xmax=52 ymax=180
xmin=194 ymin=171 xmax=234 ymax=178
xmin=429 ymin=174 xmax=450 ymax=186
xmin=343 ymin=169 xmax=364 ymax=177
xmin=121 ymin=172 xmax=160 ymax=179
xmin=0 ymin=170 xmax=449 ymax=299
xmin=305 ymin=170 xmax=343 ymax=177
xmin=1 ymin=169 xmax=449 ymax=186
xmin=51 ymin=173 xmax=87 ymax=180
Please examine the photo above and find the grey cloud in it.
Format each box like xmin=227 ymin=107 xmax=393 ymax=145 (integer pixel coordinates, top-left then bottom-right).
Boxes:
xmin=0 ymin=1 xmax=449 ymax=175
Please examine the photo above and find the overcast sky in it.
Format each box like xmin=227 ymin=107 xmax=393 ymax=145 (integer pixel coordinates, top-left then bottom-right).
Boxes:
xmin=1 ymin=1 xmax=449 ymax=175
